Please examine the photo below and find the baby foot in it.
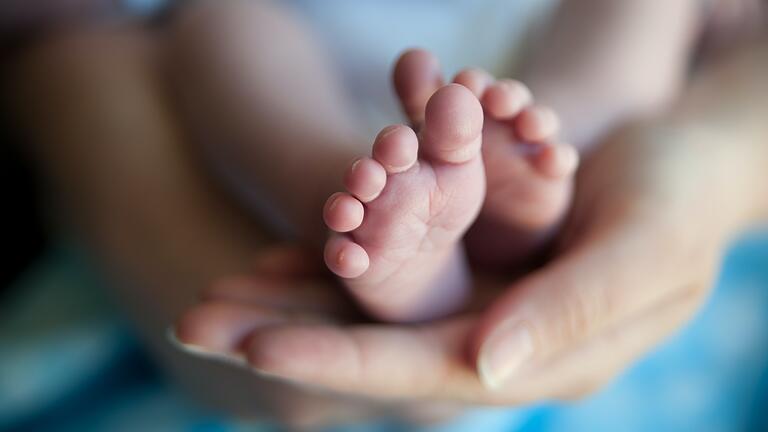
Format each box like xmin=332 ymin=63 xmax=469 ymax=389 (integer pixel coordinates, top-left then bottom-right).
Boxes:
xmin=394 ymin=49 xmax=579 ymax=269
xmin=323 ymin=84 xmax=485 ymax=322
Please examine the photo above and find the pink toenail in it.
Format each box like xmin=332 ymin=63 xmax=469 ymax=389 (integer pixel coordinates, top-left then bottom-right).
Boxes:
xmin=327 ymin=194 xmax=341 ymax=212
xmin=379 ymin=124 xmax=402 ymax=139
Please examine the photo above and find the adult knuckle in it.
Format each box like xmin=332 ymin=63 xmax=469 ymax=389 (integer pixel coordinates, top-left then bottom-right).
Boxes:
xmin=555 ymin=283 xmax=609 ymax=343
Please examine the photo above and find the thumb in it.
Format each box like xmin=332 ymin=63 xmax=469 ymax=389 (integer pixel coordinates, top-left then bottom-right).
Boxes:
xmin=470 ymin=226 xmax=699 ymax=390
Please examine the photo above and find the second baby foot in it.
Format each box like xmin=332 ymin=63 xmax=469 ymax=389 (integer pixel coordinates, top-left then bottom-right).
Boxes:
xmin=456 ymin=69 xmax=579 ymax=268
xmin=323 ymin=84 xmax=485 ymax=322
xmin=394 ymin=49 xmax=579 ymax=270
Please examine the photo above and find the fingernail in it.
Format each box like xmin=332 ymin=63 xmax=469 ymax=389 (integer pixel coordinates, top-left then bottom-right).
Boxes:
xmin=166 ymin=327 xmax=247 ymax=367
xmin=478 ymin=322 xmax=534 ymax=390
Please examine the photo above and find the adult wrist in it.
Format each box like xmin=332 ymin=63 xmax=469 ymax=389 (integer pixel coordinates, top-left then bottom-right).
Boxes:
xmin=640 ymin=120 xmax=764 ymax=246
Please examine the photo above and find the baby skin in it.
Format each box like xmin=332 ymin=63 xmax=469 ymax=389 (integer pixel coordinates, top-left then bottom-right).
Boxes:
xmin=323 ymin=49 xmax=578 ymax=322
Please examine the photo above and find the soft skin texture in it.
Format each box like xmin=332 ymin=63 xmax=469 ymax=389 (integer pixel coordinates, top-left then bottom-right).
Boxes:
xmin=393 ymin=49 xmax=580 ymax=270
xmin=176 ymin=39 xmax=768 ymax=402
xmin=322 ymin=85 xmax=486 ymax=322
xmin=324 ymin=85 xmax=485 ymax=321
xmin=322 ymin=59 xmax=577 ymax=320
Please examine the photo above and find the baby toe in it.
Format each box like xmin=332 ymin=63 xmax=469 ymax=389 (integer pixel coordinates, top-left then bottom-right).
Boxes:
xmin=372 ymin=124 xmax=419 ymax=173
xmin=323 ymin=192 xmax=364 ymax=233
xmin=453 ymin=68 xmax=493 ymax=98
xmin=534 ymin=143 xmax=580 ymax=179
xmin=481 ymin=79 xmax=532 ymax=119
xmin=324 ymin=235 xmax=369 ymax=279
xmin=344 ymin=157 xmax=387 ymax=202
xmin=515 ymin=105 xmax=561 ymax=143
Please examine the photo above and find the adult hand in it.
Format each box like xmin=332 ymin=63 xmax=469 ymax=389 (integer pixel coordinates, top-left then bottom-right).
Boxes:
xmin=176 ymin=41 xmax=768 ymax=408
xmin=176 ymin=119 xmax=744 ymax=404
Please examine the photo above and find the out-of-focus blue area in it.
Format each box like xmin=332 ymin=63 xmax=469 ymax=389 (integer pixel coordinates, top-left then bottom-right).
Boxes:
xmin=118 ymin=0 xmax=169 ymax=16
xmin=0 ymin=229 xmax=766 ymax=432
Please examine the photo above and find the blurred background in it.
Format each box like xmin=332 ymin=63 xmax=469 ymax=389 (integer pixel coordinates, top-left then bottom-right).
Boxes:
xmin=0 ymin=125 xmax=45 ymax=297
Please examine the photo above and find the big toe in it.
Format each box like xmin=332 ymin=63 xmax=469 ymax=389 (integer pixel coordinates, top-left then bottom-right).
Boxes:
xmin=421 ymin=84 xmax=484 ymax=164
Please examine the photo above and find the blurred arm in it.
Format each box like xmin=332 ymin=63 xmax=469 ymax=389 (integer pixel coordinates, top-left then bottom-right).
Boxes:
xmin=3 ymin=24 xmax=265 ymax=410
xmin=661 ymin=37 xmax=768 ymax=229
xmin=168 ymin=0 xmax=365 ymax=240
xmin=0 ymin=23 xmax=341 ymax=421
xmin=522 ymin=0 xmax=702 ymax=150
xmin=0 ymin=0 xmax=117 ymax=34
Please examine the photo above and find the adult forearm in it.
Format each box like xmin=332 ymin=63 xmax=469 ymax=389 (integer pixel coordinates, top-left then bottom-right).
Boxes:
xmin=523 ymin=0 xmax=701 ymax=149
xmin=4 ymin=24 xmax=259 ymax=334
xmin=616 ymin=39 xmax=768 ymax=249
xmin=3 ymin=24 xmax=295 ymax=417
xmin=668 ymin=40 xmax=768 ymax=230
xmin=169 ymin=0 xmax=365 ymax=240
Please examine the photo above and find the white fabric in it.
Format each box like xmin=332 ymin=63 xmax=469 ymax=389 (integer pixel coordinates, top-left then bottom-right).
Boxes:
xmin=290 ymin=0 xmax=559 ymax=133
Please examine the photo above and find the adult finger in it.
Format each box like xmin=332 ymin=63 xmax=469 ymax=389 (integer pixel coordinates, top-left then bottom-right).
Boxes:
xmin=237 ymin=287 xmax=702 ymax=404
xmin=508 ymin=289 xmax=704 ymax=400
xmin=202 ymin=274 xmax=357 ymax=317
xmin=470 ymin=218 xmax=717 ymax=390
xmin=252 ymin=244 xmax=325 ymax=278
xmin=174 ymin=296 xmax=345 ymax=356
xmin=202 ymin=243 xmax=357 ymax=316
